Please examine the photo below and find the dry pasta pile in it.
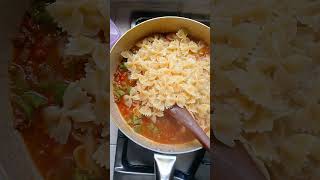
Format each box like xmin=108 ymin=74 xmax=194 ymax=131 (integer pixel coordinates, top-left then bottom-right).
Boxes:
xmin=213 ymin=0 xmax=320 ymax=179
xmin=121 ymin=29 xmax=210 ymax=130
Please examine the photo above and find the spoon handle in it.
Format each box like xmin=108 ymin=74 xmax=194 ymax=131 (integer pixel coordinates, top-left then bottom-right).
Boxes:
xmin=166 ymin=105 xmax=210 ymax=150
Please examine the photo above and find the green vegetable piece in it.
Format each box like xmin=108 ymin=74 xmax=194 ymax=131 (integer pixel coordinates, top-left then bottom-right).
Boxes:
xmin=133 ymin=125 xmax=142 ymax=133
xmin=30 ymin=1 xmax=54 ymax=24
xmin=129 ymin=115 xmax=142 ymax=133
xmin=22 ymin=91 xmax=48 ymax=109
xmin=126 ymin=86 xmax=132 ymax=94
xmin=127 ymin=118 xmax=133 ymax=126
xmin=114 ymin=89 xmax=126 ymax=98
xmin=38 ymin=81 xmax=67 ymax=104
xmin=132 ymin=115 xmax=142 ymax=125
xmin=9 ymin=64 xmax=29 ymax=94
xmin=148 ymin=123 xmax=160 ymax=134
xmin=52 ymin=83 xmax=68 ymax=104
xmin=119 ymin=63 xmax=127 ymax=70
xmin=12 ymin=95 xmax=34 ymax=119
xmin=11 ymin=90 xmax=48 ymax=120
xmin=118 ymin=89 xmax=126 ymax=96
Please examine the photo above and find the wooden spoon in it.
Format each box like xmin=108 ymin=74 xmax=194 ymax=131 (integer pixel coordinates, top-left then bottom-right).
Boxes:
xmin=165 ymin=105 xmax=210 ymax=150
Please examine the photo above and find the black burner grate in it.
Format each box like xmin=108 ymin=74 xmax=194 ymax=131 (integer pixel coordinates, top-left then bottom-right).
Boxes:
xmin=114 ymin=131 xmax=209 ymax=180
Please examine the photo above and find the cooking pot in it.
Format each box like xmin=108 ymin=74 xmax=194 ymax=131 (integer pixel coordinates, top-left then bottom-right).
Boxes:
xmin=110 ymin=16 xmax=210 ymax=180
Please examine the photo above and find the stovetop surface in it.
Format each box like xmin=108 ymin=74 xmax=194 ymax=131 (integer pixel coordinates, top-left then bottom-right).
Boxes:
xmin=113 ymin=131 xmax=210 ymax=180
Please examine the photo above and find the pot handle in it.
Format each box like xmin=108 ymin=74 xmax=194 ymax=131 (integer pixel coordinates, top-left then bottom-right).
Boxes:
xmin=154 ymin=154 xmax=176 ymax=180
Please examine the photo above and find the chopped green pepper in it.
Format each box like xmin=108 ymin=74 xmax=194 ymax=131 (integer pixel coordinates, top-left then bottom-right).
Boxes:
xmin=128 ymin=115 xmax=142 ymax=133
xmin=133 ymin=125 xmax=142 ymax=133
xmin=38 ymin=81 xmax=67 ymax=104
xmin=30 ymin=0 xmax=54 ymax=24
xmin=51 ymin=83 xmax=68 ymax=104
xmin=132 ymin=115 xmax=142 ymax=125
xmin=117 ymin=89 xmax=126 ymax=97
xmin=11 ymin=91 xmax=48 ymax=121
xmin=12 ymin=95 xmax=34 ymax=119
xmin=119 ymin=62 xmax=127 ymax=70
xmin=114 ymin=89 xmax=126 ymax=99
xmin=22 ymin=91 xmax=48 ymax=109
xmin=147 ymin=123 xmax=160 ymax=134
xmin=9 ymin=64 xmax=29 ymax=94
xmin=126 ymin=86 xmax=132 ymax=94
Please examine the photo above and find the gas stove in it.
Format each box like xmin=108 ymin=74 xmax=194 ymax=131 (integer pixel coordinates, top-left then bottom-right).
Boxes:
xmin=113 ymin=131 xmax=210 ymax=180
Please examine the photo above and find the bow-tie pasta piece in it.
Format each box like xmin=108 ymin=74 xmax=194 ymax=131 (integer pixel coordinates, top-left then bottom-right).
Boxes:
xmin=42 ymin=83 xmax=95 ymax=144
xmin=92 ymin=143 xmax=108 ymax=169
xmin=213 ymin=104 xmax=242 ymax=147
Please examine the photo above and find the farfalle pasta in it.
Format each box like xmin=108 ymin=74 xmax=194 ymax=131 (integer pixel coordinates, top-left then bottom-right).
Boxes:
xmin=92 ymin=142 xmax=108 ymax=168
xmin=113 ymin=29 xmax=210 ymax=144
xmin=65 ymin=36 xmax=107 ymax=70
xmin=42 ymin=82 xmax=95 ymax=144
xmin=213 ymin=0 xmax=320 ymax=179
xmin=47 ymin=0 xmax=107 ymax=36
xmin=212 ymin=105 xmax=241 ymax=147
xmin=124 ymin=30 xmax=209 ymax=125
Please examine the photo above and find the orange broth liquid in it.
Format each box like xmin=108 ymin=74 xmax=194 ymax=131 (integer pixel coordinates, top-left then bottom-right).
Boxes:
xmin=20 ymin=115 xmax=79 ymax=179
xmin=114 ymin=69 xmax=197 ymax=144
xmin=117 ymin=98 xmax=196 ymax=144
